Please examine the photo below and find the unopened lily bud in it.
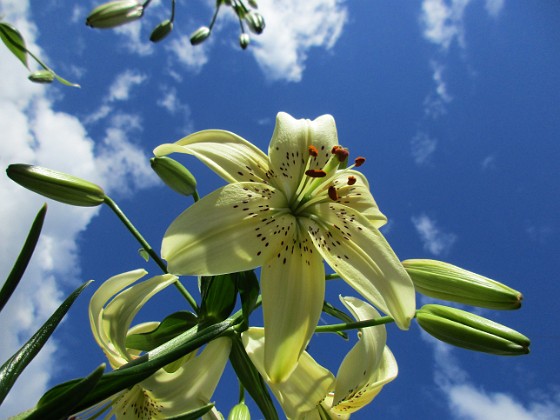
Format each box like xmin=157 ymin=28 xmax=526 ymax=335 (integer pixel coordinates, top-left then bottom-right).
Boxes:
xmin=150 ymin=19 xmax=173 ymax=43
xmin=150 ymin=157 xmax=197 ymax=197
xmin=244 ymin=11 xmax=265 ymax=34
xmin=86 ymin=0 xmax=144 ymax=29
xmin=239 ymin=33 xmax=250 ymax=49
xmin=28 ymin=70 xmax=55 ymax=84
xmin=247 ymin=0 xmax=259 ymax=9
xmin=190 ymin=26 xmax=211 ymax=45
xmin=7 ymin=164 xmax=106 ymax=207
xmin=228 ymin=401 xmax=251 ymax=420
xmin=416 ymin=304 xmax=530 ymax=356
xmin=403 ymin=259 xmax=522 ymax=310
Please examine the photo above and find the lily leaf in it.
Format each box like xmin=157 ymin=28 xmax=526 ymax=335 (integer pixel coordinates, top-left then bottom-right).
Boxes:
xmin=125 ymin=311 xmax=198 ymax=351
xmin=167 ymin=403 xmax=215 ymax=420
xmin=0 ymin=204 xmax=46 ymax=313
xmin=199 ymin=273 xmax=238 ymax=327
xmin=0 ymin=22 xmax=29 ymax=69
xmin=0 ymin=280 xmax=93 ymax=405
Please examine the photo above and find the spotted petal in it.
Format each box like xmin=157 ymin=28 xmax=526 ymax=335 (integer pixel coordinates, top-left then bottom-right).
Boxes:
xmin=154 ymin=129 xmax=270 ymax=184
xmin=162 ymin=182 xmax=293 ymax=275
xmin=303 ymin=203 xmax=416 ymax=329
xmin=261 ymin=228 xmax=326 ymax=383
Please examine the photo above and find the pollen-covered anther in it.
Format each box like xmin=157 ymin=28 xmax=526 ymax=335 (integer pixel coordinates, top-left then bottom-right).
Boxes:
xmin=334 ymin=147 xmax=349 ymax=163
xmin=308 ymin=145 xmax=319 ymax=157
xmin=354 ymin=156 xmax=366 ymax=167
xmin=347 ymin=176 xmax=357 ymax=185
xmin=305 ymin=169 xmax=327 ymax=178
xmin=328 ymin=185 xmax=339 ymax=201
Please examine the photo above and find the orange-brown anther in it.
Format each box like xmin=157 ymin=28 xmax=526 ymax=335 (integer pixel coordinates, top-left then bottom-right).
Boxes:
xmin=354 ymin=157 xmax=366 ymax=167
xmin=328 ymin=185 xmax=339 ymax=200
xmin=331 ymin=145 xmax=341 ymax=154
xmin=305 ymin=169 xmax=327 ymax=178
xmin=347 ymin=176 xmax=357 ymax=185
xmin=334 ymin=147 xmax=349 ymax=163
xmin=308 ymin=145 xmax=319 ymax=157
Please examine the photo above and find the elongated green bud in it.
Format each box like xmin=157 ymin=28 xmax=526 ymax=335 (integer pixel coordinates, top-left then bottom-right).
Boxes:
xmin=244 ymin=11 xmax=265 ymax=34
xmin=150 ymin=19 xmax=173 ymax=43
xmin=239 ymin=33 xmax=250 ymax=49
xmin=86 ymin=0 xmax=144 ymax=29
xmin=150 ymin=157 xmax=197 ymax=197
xmin=28 ymin=70 xmax=55 ymax=84
xmin=403 ymin=259 xmax=522 ymax=310
xmin=190 ymin=26 xmax=211 ymax=46
xmin=416 ymin=304 xmax=530 ymax=356
xmin=228 ymin=401 xmax=251 ymax=420
xmin=6 ymin=164 xmax=106 ymax=207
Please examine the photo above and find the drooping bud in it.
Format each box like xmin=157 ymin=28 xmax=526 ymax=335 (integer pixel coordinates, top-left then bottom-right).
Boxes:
xmin=28 ymin=70 xmax=55 ymax=84
xmin=416 ymin=304 xmax=530 ymax=356
xmin=247 ymin=0 xmax=259 ymax=9
xmin=150 ymin=157 xmax=197 ymax=197
xmin=228 ymin=401 xmax=251 ymax=420
xmin=244 ymin=11 xmax=265 ymax=34
xmin=150 ymin=19 xmax=173 ymax=43
xmin=190 ymin=26 xmax=211 ymax=45
xmin=403 ymin=259 xmax=523 ymax=310
xmin=7 ymin=164 xmax=106 ymax=207
xmin=239 ymin=33 xmax=250 ymax=50
xmin=86 ymin=1 xmax=144 ymax=29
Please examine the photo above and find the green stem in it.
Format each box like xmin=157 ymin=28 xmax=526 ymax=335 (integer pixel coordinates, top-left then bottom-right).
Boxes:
xmin=192 ymin=189 xmax=200 ymax=202
xmin=103 ymin=196 xmax=199 ymax=312
xmin=315 ymin=315 xmax=395 ymax=333
xmin=325 ymin=273 xmax=340 ymax=281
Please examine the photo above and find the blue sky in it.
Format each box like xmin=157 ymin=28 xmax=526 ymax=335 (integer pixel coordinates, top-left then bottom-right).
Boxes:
xmin=1 ymin=0 xmax=559 ymax=418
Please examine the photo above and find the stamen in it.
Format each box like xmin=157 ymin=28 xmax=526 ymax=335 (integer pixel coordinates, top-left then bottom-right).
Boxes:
xmin=334 ymin=147 xmax=349 ymax=162
xmin=308 ymin=145 xmax=319 ymax=157
xmin=354 ymin=157 xmax=366 ymax=167
xmin=328 ymin=186 xmax=339 ymax=201
xmin=331 ymin=145 xmax=341 ymax=154
xmin=305 ymin=169 xmax=327 ymax=178
xmin=347 ymin=176 xmax=357 ymax=185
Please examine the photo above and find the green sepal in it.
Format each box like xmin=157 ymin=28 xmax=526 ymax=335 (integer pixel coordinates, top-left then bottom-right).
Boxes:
xmin=125 ymin=311 xmax=198 ymax=351
xmin=199 ymin=274 xmax=238 ymax=327
xmin=166 ymin=403 xmax=215 ymax=420
xmin=416 ymin=304 xmax=530 ymax=356
xmin=0 ymin=22 xmax=29 ymax=69
xmin=0 ymin=280 xmax=93 ymax=405
xmin=229 ymin=333 xmax=278 ymax=420
xmin=0 ymin=204 xmax=46 ymax=313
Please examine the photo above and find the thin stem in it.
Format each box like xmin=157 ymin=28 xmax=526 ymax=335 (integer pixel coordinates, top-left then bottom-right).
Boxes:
xmin=325 ymin=273 xmax=340 ymax=281
xmin=170 ymin=0 xmax=176 ymax=22
xmin=103 ymin=196 xmax=199 ymax=312
xmin=238 ymin=382 xmax=245 ymax=404
xmin=192 ymin=189 xmax=200 ymax=202
xmin=315 ymin=315 xmax=395 ymax=333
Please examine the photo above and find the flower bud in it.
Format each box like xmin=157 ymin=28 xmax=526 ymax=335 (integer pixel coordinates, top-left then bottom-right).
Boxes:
xmin=190 ymin=26 xmax=211 ymax=46
xmin=403 ymin=259 xmax=522 ymax=310
xmin=6 ymin=164 xmax=106 ymax=207
xmin=239 ymin=33 xmax=250 ymax=49
xmin=228 ymin=401 xmax=251 ymax=420
xmin=247 ymin=0 xmax=259 ymax=9
xmin=28 ymin=70 xmax=55 ymax=84
xmin=244 ymin=11 xmax=265 ymax=34
xmin=416 ymin=304 xmax=530 ymax=356
xmin=150 ymin=157 xmax=197 ymax=197
xmin=150 ymin=19 xmax=173 ymax=43
xmin=86 ymin=0 xmax=144 ymax=29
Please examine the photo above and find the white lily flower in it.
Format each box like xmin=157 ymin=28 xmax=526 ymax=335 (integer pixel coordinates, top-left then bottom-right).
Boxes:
xmin=154 ymin=112 xmax=415 ymax=382
xmin=88 ymin=269 xmax=231 ymax=419
xmin=242 ymin=296 xmax=398 ymax=419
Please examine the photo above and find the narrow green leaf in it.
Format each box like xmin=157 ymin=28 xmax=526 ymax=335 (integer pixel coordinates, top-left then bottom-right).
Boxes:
xmin=52 ymin=72 xmax=81 ymax=88
xmin=0 ymin=280 xmax=93 ymax=404
xmin=0 ymin=22 xmax=29 ymax=68
xmin=229 ymin=334 xmax=278 ymax=420
xmin=236 ymin=270 xmax=259 ymax=330
xmin=0 ymin=204 xmax=46 ymax=313
xmin=167 ymin=403 xmax=215 ymax=420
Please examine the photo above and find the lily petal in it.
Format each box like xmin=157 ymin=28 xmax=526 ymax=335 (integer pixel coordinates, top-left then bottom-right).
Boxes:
xmin=242 ymin=328 xmax=335 ymax=419
xmin=303 ymin=203 xmax=416 ymax=329
xmin=154 ymin=129 xmax=270 ymax=184
xmin=268 ymin=112 xmax=338 ymax=199
xmin=261 ymin=229 xmax=325 ymax=383
xmin=162 ymin=182 xmax=294 ymax=275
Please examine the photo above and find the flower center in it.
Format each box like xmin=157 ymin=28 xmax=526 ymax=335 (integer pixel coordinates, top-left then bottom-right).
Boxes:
xmin=111 ymin=384 xmax=164 ymax=419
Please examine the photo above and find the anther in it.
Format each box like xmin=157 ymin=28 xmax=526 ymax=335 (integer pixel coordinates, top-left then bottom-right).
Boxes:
xmin=305 ymin=169 xmax=327 ymax=178
xmin=308 ymin=145 xmax=319 ymax=157
xmin=354 ymin=157 xmax=366 ymax=167
xmin=328 ymin=185 xmax=339 ymax=200
xmin=347 ymin=176 xmax=357 ymax=185
xmin=334 ymin=147 xmax=349 ymax=162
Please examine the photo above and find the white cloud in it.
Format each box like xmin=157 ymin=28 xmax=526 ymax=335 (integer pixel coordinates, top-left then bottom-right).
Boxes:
xmin=248 ymin=0 xmax=348 ymax=82
xmin=0 ymin=3 xmax=155 ymax=416
xmin=411 ymin=214 xmax=456 ymax=255
xmin=156 ymin=86 xmax=194 ymax=133
xmin=420 ymin=0 xmax=470 ymax=51
xmin=166 ymin=35 xmax=210 ymax=74
xmin=107 ymin=69 xmax=147 ymax=102
xmin=411 ymin=132 xmax=438 ymax=165
xmin=485 ymin=0 xmax=505 ymax=18
xmin=424 ymin=60 xmax=453 ymax=117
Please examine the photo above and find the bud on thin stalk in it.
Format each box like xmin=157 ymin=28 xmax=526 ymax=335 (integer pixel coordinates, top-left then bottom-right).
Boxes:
xmin=239 ymin=33 xmax=250 ymax=49
xmin=6 ymin=164 xmax=106 ymax=207
xmin=150 ymin=19 xmax=173 ymax=43
xmin=150 ymin=157 xmax=197 ymax=197
xmin=416 ymin=304 xmax=530 ymax=356
xmin=228 ymin=401 xmax=251 ymax=420
xmin=244 ymin=11 xmax=265 ymax=34
xmin=404 ymin=259 xmax=523 ymax=310
xmin=86 ymin=0 xmax=144 ymax=29
xmin=28 ymin=70 xmax=55 ymax=84
xmin=190 ymin=26 xmax=211 ymax=45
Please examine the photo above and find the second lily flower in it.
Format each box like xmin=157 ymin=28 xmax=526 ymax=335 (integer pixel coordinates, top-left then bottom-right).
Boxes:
xmin=154 ymin=112 xmax=416 ymax=382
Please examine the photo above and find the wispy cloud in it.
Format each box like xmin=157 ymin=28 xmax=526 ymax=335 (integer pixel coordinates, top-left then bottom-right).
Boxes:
xmin=411 ymin=214 xmax=457 ymax=255
xmin=156 ymin=86 xmax=194 ymax=133
xmin=107 ymin=69 xmax=147 ymax=102
xmin=411 ymin=132 xmax=438 ymax=165
xmin=424 ymin=60 xmax=453 ymax=118
xmin=485 ymin=0 xmax=505 ymax=18
xmin=247 ymin=0 xmax=348 ymax=82
xmin=166 ymin=35 xmax=210 ymax=74
xmin=481 ymin=155 xmax=496 ymax=170
xmin=420 ymin=0 xmax=469 ymax=51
